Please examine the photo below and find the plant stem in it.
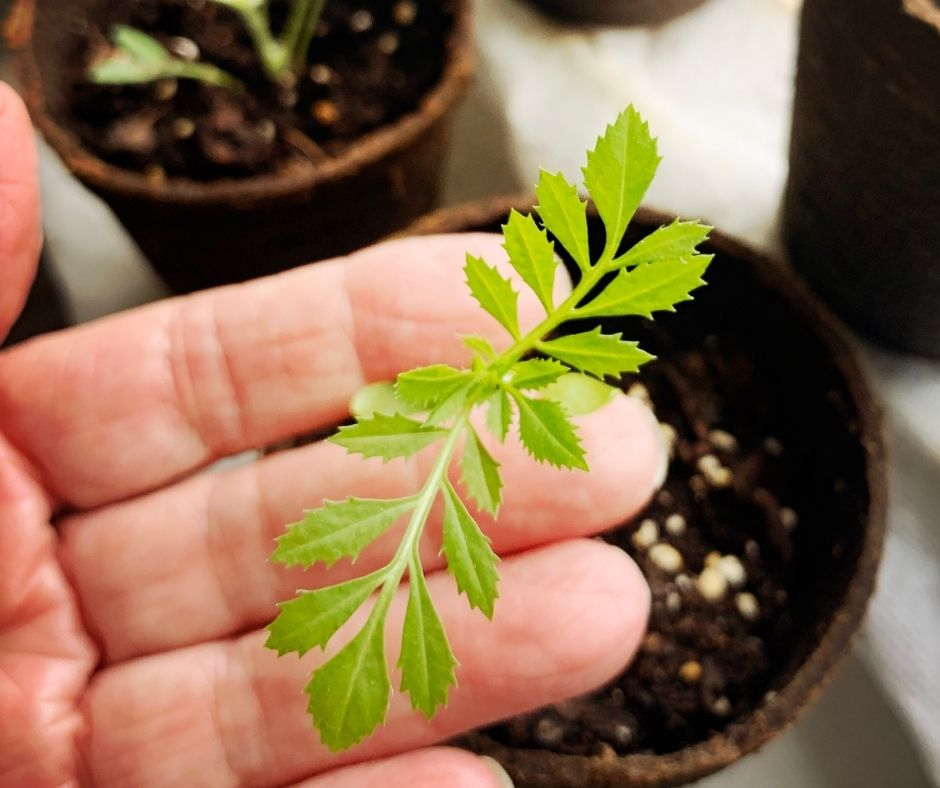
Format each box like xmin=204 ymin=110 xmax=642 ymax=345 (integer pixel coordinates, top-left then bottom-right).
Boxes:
xmin=243 ymin=5 xmax=290 ymax=79
xmin=284 ymin=0 xmax=327 ymax=71
xmin=376 ymin=409 xmax=471 ymax=601
xmin=171 ymin=61 xmax=245 ymax=92
xmin=489 ymin=252 xmax=616 ymax=374
xmin=210 ymin=0 xmax=288 ymax=79
xmin=366 ymin=247 xmax=631 ymax=611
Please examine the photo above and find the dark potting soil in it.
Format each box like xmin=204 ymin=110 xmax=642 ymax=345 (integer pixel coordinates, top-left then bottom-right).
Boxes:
xmin=475 ymin=344 xmax=797 ymax=756
xmin=64 ymin=0 xmax=455 ymax=179
xmin=455 ymin=218 xmax=868 ymax=760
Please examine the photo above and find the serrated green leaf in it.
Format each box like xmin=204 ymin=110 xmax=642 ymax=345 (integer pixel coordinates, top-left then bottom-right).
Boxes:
xmin=425 ymin=382 xmax=473 ymax=427
xmin=539 ymin=328 xmax=654 ymax=379
xmin=396 ymin=365 xmax=472 ymax=409
xmin=535 ymin=170 xmax=591 ymax=271
xmin=502 ymin=209 xmax=557 ymax=311
xmin=510 ymin=358 xmax=568 ymax=390
xmin=398 ymin=565 xmax=457 ymax=718
xmin=510 ymin=392 xmax=588 ymax=471
xmin=543 ymin=373 xmax=617 ymax=416
xmin=578 ymin=255 xmax=712 ymax=320
xmin=266 ymin=570 xmax=386 ymax=657
xmin=486 ymin=388 xmax=512 ymax=442
xmin=331 ymin=413 xmax=445 ymax=462
xmin=442 ymin=482 xmax=500 ymax=618
xmin=273 ymin=497 xmax=414 ymax=568
xmin=350 ymin=382 xmax=420 ymax=419
xmin=583 ymin=106 xmax=660 ymax=254
xmin=460 ymin=427 xmax=503 ymax=516
xmin=615 ymin=219 xmax=712 ymax=268
xmin=462 ymin=334 xmax=497 ymax=360
xmin=306 ymin=600 xmax=391 ymax=751
xmin=465 ymin=254 xmax=520 ymax=339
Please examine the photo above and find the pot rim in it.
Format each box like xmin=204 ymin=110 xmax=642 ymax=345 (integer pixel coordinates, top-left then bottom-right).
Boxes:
xmin=9 ymin=0 xmax=474 ymax=208
xmin=406 ymin=195 xmax=889 ymax=786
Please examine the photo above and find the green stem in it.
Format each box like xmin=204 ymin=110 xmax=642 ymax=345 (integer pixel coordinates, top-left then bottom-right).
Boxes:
xmin=244 ymin=5 xmax=289 ymax=78
xmin=362 ymin=250 xmax=626 ymax=615
xmin=170 ymin=60 xmax=245 ymax=92
xmin=488 ymin=260 xmax=613 ymax=374
xmin=210 ymin=0 xmax=288 ymax=79
xmin=284 ymin=0 xmax=327 ymax=71
xmin=376 ymin=409 xmax=471 ymax=600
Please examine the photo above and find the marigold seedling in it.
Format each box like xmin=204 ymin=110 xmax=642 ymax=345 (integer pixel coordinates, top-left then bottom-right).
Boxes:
xmin=266 ymin=106 xmax=713 ymax=751
xmin=89 ymin=0 xmax=328 ymax=89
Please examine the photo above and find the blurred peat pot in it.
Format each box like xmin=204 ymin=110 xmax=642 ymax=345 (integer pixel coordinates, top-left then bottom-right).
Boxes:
xmin=9 ymin=0 xmax=472 ymax=293
xmin=785 ymin=0 xmax=940 ymax=357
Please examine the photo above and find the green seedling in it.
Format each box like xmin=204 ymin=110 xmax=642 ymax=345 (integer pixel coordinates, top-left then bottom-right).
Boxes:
xmin=89 ymin=0 xmax=328 ymax=88
xmin=265 ymin=106 xmax=713 ymax=751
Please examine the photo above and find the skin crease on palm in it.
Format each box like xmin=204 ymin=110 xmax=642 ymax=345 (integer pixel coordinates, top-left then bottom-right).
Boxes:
xmin=0 ymin=81 xmax=663 ymax=788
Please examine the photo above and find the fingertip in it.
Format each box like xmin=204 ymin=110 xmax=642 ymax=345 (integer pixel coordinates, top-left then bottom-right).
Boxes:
xmin=590 ymin=541 xmax=652 ymax=671
xmin=550 ymin=539 xmax=651 ymax=681
xmin=0 ymin=80 xmax=12 ymax=112
xmin=478 ymin=755 xmax=515 ymax=788
xmin=0 ymin=81 xmax=34 ymax=154
xmin=0 ymin=81 xmax=40 ymax=341
xmin=301 ymin=748 xmax=514 ymax=788
xmin=574 ymin=391 xmax=668 ymax=523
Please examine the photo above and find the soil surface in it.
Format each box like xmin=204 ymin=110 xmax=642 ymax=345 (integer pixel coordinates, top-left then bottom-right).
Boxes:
xmin=477 ymin=345 xmax=797 ymax=756
xmin=457 ymin=220 xmax=868 ymax=759
xmin=65 ymin=0 xmax=455 ymax=179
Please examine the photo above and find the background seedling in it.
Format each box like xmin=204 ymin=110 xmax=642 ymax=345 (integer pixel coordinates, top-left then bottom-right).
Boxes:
xmin=89 ymin=0 xmax=329 ymax=88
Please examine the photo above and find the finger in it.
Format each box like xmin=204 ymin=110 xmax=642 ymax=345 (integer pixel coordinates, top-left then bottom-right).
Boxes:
xmin=291 ymin=749 xmax=513 ymax=788
xmin=0 ymin=435 xmax=97 ymax=788
xmin=61 ymin=393 xmax=664 ymax=661
xmin=0 ymin=82 xmax=41 ymax=340
xmin=0 ymin=233 xmax=551 ymax=509
xmin=79 ymin=540 xmax=648 ymax=788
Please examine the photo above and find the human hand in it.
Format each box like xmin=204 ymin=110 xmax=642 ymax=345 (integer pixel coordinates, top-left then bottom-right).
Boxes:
xmin=0 ymin=81 xmax=661 ymax=787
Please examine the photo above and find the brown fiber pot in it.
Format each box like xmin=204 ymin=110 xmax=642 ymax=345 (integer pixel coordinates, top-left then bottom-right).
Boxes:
xmin=783 ymin=0 xmax=940 ymax=357
xmin=406 ymin=198 xmax=887 ymax=787
xmin=527 ymin=0 xmax=708 ymax=25
xmin=10 ymin=0 xmax=473 ymax=294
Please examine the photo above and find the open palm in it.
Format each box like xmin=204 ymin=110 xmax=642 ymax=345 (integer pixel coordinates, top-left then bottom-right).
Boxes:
xmin=0 ymin=83 xmax=659 ymax=788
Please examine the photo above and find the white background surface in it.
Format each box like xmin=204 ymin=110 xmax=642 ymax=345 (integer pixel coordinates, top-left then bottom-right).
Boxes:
xmin=21 ymin=0 xmax=940 ymax=783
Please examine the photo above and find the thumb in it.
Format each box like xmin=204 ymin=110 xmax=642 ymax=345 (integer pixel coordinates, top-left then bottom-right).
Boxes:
xmin=0 ymin=81 xmax=41 ymax=341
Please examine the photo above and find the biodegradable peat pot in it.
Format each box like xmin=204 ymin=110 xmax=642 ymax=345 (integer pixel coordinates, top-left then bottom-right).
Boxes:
xmin=407 ymin=198 xmax=887 ymax=787
xmin=526 ymin=0 xmax=708 ymax=25
xmin=11 ymin=0 xmax=472 ymax=293
xmin=783 ymin=0 xmax=940 ymax=357
xmin=3 ymin=249 xmax=71 ymax=348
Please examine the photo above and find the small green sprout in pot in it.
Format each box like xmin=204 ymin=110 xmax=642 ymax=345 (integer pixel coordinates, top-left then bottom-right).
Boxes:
xmin=89 ymin=0 xmax=328 ymax=90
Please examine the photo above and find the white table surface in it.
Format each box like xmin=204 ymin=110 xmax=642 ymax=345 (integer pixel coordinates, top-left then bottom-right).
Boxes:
xmin=16 ymin=0 xmax=940 ymax=782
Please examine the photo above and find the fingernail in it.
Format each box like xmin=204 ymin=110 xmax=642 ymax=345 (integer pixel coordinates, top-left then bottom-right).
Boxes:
xmin=479 ymin=755 xmax=515 ymax=788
